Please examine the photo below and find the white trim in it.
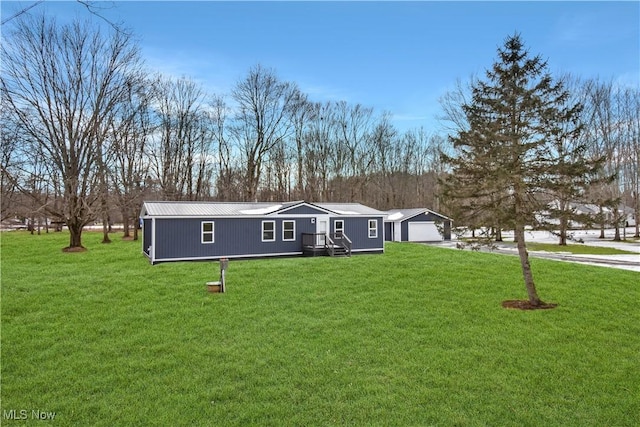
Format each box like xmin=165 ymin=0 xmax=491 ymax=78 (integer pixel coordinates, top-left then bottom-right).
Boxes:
xmin=274 ymin=201 xmax=333 ymax=216
xmin=368 ymin=219 xmax=378 ymax=238
xmin=315 ymin=215 xmax=330 ymax=246
xmin=392 ymin=221 xmax=401 ymax=242
xmin=351 ymin=247 xmax=385 ymax=253
xmin=151 ymin=251 xmax=304 ymax=263
xmin=282 ymin=220 xmax=296 ymax=241
xmin=262 ymin=220 xmax=276 ymax=242
xmin=149 ymin=248 xmax=385 ymax=264
xmin=151 ymin=217 xmax=156 ymax=264
xmin=201 ymin=221 xmax=215 ymax=244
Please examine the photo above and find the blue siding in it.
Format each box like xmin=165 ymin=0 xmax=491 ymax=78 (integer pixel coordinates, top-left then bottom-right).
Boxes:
xmin=143 ymin=219 xmax=152 ymax=256
xmin=148 ymin=214 xmax=385 ymax=262
xmin=338 ymin=217 xmax=384 ymax=252
xmin=384 ymin=222 xmax=393 ymax=242
xmin=153 ymin=217 xmax=318 ymax=261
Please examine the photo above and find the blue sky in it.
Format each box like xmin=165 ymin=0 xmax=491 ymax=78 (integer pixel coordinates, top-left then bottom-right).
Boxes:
xmin=2 ymin=1 xmax=639 ymax=133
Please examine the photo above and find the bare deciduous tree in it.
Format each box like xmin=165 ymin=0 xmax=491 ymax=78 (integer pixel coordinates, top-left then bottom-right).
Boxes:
xmin=148 ymin=76 xmax=216 ymax=201
xmin=1 ymin=14 xmax=143 ymax=249
xmin=109 ymin=80 xmax=152 ymax=240
xmin=230 ymin=65 xmax=297 ymax=201
xmin=583 ymin=79 xmax=630 ymax=240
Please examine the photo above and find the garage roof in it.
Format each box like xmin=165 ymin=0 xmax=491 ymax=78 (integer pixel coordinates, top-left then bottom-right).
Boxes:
xmin=385 ymin=208 xmax=452 ymax=222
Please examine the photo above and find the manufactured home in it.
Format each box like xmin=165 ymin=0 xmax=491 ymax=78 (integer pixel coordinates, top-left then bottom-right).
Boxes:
xmin=384 ymin=208 xmax=452 ymax=242
xmin=141 ymin=201 xmax=386 ymax=264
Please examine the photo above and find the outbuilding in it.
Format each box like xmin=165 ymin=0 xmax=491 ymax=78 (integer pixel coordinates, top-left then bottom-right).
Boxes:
xmin=384 ymin=208 xmax=452 ymax=242
xmin=141 ymin=201 xmax=386 ymax=264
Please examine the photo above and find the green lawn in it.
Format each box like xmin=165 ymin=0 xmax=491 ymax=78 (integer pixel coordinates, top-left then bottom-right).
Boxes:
xmin=1 ymin=231 xmax=639 ymax=426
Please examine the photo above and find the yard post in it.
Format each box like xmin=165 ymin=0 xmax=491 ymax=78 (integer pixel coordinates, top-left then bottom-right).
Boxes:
xmin=220 ymin=258 xmax=228 ymax=293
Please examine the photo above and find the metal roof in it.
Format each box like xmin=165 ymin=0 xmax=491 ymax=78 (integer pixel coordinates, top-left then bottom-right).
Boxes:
xmin=314 ymin=203 xmax=386 ymax=216
xmin=385 ymin=208 xmax=452 ymax=222
xmin=141 ymin=201 xmax=386 ymax=217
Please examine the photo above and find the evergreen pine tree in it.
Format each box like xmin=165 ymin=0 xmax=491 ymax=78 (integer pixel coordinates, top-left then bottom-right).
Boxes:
xmin=442 ymin=34 xmax=591 ymax=307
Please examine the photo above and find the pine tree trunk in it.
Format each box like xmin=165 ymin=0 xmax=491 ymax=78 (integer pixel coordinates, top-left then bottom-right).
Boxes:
xmin=515 ymin=225 xmax=542 ymax=306
xmin=559 ymin=214 xmax=568 ymax=246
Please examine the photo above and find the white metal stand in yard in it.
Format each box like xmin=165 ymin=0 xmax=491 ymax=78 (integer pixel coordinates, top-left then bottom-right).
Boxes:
xmin=206 ymin=258 xmax=228 ymax=293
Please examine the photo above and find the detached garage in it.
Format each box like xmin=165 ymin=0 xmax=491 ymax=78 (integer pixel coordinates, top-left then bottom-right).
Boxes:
xmin=384 ymin=208 xmax=452 ymax=242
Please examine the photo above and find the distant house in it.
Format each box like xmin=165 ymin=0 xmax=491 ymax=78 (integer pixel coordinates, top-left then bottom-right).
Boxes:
xmin=140 ymin=201 xmax=386 ymax=264
xmin=384 ymin=208 xmax=452 ymax=242
xmin=537 ymin=201 xmax=599 ymax=228
xmin=540 ymin=201 xmax=637 ymax=228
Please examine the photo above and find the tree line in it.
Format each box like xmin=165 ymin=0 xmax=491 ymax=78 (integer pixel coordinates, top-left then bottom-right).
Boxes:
xmin=1 ymin=14 xmax=638 ymax=252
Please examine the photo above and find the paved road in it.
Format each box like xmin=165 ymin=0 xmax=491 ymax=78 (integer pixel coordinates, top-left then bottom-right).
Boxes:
xmin=426 ymin=228 xmax=640 ymax=273
xmin=490 ymin=245 xmax=640 ymax=272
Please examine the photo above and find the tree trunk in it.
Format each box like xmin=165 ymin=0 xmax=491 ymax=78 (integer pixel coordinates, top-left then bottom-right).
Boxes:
xmin=613 ymin=211 xmax=622 ymax=241
xmin=515 ymin=225 xmax=543 ymax=306
xmin=122 ymin=214 xmax=131 ymax=238
xmin=559 ymin=214 xmax=568 ymax=246
xmin=102 ymin=218 xmax=111 ymax=243
xmin=66 ymin=220 xmax=85 ymax=249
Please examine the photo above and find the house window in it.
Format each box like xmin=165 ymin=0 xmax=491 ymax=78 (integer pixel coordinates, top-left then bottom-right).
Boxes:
xmin=283 ymin=220 xmax=295 ymax=241
xmin=262 ymin=221 xmax=275 ymax=242
xmin=334 ymin=220 xmax=344 ymax=236
xmin=201 ymin=221 xmax=214 ymax=244
xmin=368 ymin=219 xmax=378 ymax=238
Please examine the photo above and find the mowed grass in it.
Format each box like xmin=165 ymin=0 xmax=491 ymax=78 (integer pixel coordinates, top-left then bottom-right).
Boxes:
xmin=1 ymin=231 xmax=639 ymax=426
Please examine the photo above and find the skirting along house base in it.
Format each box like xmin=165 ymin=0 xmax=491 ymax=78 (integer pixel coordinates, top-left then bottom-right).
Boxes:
xmin=141 ymin=201 xmax=386 ymax=264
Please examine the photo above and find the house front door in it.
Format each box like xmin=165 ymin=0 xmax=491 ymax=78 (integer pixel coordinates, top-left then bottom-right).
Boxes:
xmin=316 ymin=216 xmax=329 ymax=246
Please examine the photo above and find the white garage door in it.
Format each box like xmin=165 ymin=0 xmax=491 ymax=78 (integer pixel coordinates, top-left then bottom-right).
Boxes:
xmin=408 ymin=222 xmax=442 ymax=241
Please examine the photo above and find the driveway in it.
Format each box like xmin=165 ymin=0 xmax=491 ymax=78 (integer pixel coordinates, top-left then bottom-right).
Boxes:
xmin=428 ymin=228 xmax=640 ymax=273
